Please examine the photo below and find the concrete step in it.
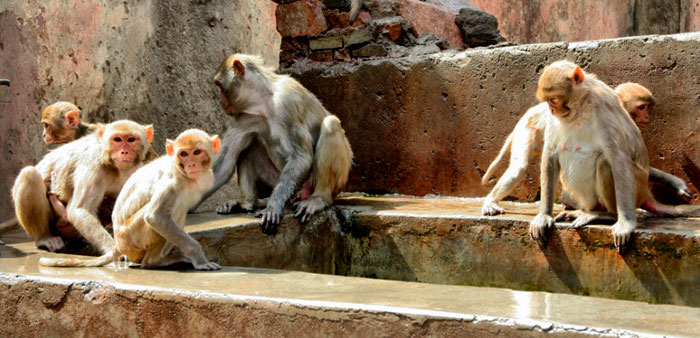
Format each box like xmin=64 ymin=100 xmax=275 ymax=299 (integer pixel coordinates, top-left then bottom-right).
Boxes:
xmin=1 ymin=195 xmax=699 ymax=337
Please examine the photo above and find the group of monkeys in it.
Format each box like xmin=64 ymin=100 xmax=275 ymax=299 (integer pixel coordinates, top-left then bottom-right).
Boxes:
xmin=7 ymin=54 xmax=353 ymax=270
xmin=3 ymin=53 xmax=698 ymax=271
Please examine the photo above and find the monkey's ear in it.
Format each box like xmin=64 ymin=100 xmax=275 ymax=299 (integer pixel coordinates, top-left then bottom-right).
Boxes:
xmin=570 ymin=66 xmax=585 ymax=86
xmin=97 ymin=126 xmax=105 ymax=138
xmin=211 ymin=135 xmax=221 ymax=155
xmin=166 ymin=139 xmax=175 ymax=156
xmin=145 ymin=125 xmax=154 ymax=144
xmin=65 ymin=110 xmax=80 ymax=128
xmin=233 ymin=60 xmax=245 ymax=77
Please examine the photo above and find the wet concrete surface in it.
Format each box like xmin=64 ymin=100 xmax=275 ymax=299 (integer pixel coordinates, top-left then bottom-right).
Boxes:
xmin=2 ymin=195 xmax=700 ymax=336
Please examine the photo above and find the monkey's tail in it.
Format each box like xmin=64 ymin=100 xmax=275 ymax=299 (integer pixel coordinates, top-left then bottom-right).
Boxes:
xmin=0 ymin=217 xmax=19 ymax=234
xmin=481 ymin=132 xmax=513 ymax=185
xmin=643 ymin=198 xmax=700 ymax=217
xmin=39 ymin=250 xmax=115 ymax=268
xmin=349 ymin=0 xmax=362 ymax=24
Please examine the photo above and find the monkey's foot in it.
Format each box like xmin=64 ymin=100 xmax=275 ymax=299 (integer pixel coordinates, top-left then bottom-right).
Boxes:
xmin=257 ymin=206 xmax=282 ymax=235
xmin=678 ymin=186 xmax=692 ymax=200
xmin=529 ymin=214 xmax=554 ymax=246
xmin=216 ymin=199 xmax=256 ymax=214
xmin=294 ymin=197 xmax=328 ymax=223
xmin=555 ymin=210 xmax=616 ymax=228
xmin=36 ymin=236 xmax=66 ymax=252
xmin=612 ymin=221 xmax=635 ymax=252
xmin=481 ymin=199 xmax=505 ymax=216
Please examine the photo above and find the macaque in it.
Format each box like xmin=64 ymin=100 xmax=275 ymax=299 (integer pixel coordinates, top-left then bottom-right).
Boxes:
xmin=12 ymin=120 xmax=154 ymax=253
xmin=530 ymin=61 xmax=700 ymax=250
xmin=190 ymin=54 xmax=353 ymax=236
xmin=40 ymin=129 xmax=222 ymax=270
xmin=481 ymin=83 xmax=691 ymax=215
xmin=40 ymin=101 xmax=99 ymax=145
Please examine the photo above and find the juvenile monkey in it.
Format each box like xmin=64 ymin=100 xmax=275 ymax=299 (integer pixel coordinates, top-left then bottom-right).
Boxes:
xmin=190 ymin=54 xmax=353 ymax=236
xmin=40 ymin=102 xmax=99 ymax=145
xmin=12 ymin=120 xmax=154 ymax=253
xmin=530 ymin=61 xmax=700 ymax=250
xmin=481 ymin=82 xmax=691 ymax=215
xmin=40 ymin=129 xmax=222 ymax=270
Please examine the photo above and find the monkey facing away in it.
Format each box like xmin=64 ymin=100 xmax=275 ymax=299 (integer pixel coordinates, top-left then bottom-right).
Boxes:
xmin=40 ymin=129 xmax=222 ymax=270
xmin=481 ymin=82 xmax=691 ymax=216
xmin=13 ymin=120 xmax=154 ymax=253
xmin=190 ymin=54 xmax=353 ymax=236
xmin=530 ymin=61 xmax=700 ymax=250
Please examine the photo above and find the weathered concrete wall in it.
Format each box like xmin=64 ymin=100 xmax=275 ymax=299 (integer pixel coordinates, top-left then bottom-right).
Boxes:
xmin=0 ymin=0 xmax=281 ymax=220
xmin=289 ymin=33 xmax=700 ymax=202
xmin=472 ymin=0 xmax=700 ymax=44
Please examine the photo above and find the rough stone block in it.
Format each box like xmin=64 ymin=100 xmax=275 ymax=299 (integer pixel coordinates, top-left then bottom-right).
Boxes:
xmin=309 ymin=50 xmax=334 ymax=62
xmin=351 ymin=43 xmax=387 ymax=57
xmin=344 ymin=28 xmax=373 ymax=47
xmin=382 ymin=22 xmax=402 ymax=41
xmin=398 ymin=0 xmax=464 ymax=49
xmin=276 ymin=0 xmax=329 ymax=38
xmin=455 ymin=7 xmax=505 ymax=47
xmin=310 ymin=36 xmax=344 ymax=50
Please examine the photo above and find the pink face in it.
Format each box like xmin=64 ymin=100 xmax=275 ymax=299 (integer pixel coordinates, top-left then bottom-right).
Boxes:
xmin=178 ymin=147 xmax=210 ymax=179
xmin=547 ymin=96 xmax=567 ymax=116
xmin=632 ymin=103 xmax=651 ymax=126
xmin=109 ymin=133 xmax=142 ymax=168
xmin=215 ymin=79 xmax=235 ymax=116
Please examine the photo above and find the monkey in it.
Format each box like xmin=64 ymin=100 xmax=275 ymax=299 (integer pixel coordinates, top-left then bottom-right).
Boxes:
xmin=529 ymin=61 xmax=700 ymax=251
xmin=189 ymin=54 xmax=353 ymax=236
xmin=40 ymin=129 xmax=222 ymax=270
xmin=12 ymin=120 xmax=154 ymax=253
xmin=481 ymin=82 xmax=691 ymax=216
xmin=350 ymin=0 xmax=363 ymax=24
xmin=40 ymin=101 xmax=99 ymax=145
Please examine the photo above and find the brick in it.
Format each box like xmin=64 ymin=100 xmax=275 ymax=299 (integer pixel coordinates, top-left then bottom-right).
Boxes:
xmin=310 ymin=36 xmax=344 ymax=50
xmin=276 ymin=0 xmax=329 ymax=38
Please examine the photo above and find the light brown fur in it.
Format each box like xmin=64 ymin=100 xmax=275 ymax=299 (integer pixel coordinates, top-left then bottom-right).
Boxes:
xmin=40 ymin=102 xmax=100 ymax=145
xmin=191 ymin=54 xmax=353 ymax=235
xmin=39 ymin=129 xmax=221 ymax=269
xmin=13 ymin=120 xmax=153 ymax=256
xmin=481 ymin=82 xmax=690 ymax=215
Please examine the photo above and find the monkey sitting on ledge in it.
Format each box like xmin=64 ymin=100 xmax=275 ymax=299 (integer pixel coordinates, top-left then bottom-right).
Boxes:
xmin=481 ymin=82 xmax=691 ymax=216
xmin=190 ymin=54 xmax=353 ymax=236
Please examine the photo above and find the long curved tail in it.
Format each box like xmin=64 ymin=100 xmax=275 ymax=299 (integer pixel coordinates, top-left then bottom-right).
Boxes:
xmin=481 ymin=132 xmax=513 ymax=185
xmin=643 ymin=198 xmax=700 ymax=217
xmin=39 ymin=250 xmax=116 ymax=267
xmin=350 ymin=0 xmax=363 ymax=24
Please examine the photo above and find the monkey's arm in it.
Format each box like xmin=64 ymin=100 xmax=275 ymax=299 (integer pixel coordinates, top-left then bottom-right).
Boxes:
xmin=649 ymin=167 xmax=692 ymax=199
xmin=604 ymin=145 xmax=639 ymax=250
xmin=146 ymin=187 xmax=213 ymax=268
xmin=190 ymin=127 xmax=256 ymax=212
xmin=66 ymin=170 xmax=113 ymax=254
xmin=529 ymin=145 xmax=559 ymax=244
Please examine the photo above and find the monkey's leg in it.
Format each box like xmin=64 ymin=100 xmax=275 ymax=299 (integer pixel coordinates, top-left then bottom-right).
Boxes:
xmin=295 ymin=116 xmax=352 ymax=223
xmin=555 ymin=210 xmax=617 ymax=228
xmin=140 ymin=240 xmax=188 ymax=269
xmin=12 ymin=167 xmax=64 ymax=252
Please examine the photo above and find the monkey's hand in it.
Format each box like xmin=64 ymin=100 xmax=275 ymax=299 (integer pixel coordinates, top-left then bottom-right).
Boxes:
xmin=36 ymin=236 xmax=66 ymax=252
xmin=612 ymin=220 xmax=635 ymax=252
xmin=193 ymin=261 xmax=222 ymax=271
xmin=481 ymin=198 xmax=505 ymax=216
xmin=529 ymin=214 xmax=553 ymax=246
xmin=675 ymin=181 xmax=692 ymax=200
xmin=216 ymin=199 xmax=256 ymax=214
xmin=258 ymin=205 xmax=283 ymax=235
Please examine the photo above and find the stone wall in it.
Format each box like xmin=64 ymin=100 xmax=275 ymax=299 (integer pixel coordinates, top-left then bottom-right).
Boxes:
xmin=288 ymin=33 xmax=700 ymax=202
xmin=0 ymin=0 xmax=281 ymax=220
xmin=472 ymin=0 xmax=700 ymax=44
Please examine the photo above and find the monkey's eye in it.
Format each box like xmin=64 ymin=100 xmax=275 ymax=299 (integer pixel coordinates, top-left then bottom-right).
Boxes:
xmin=179 ymin=151 xmax=189 ymax=157
xmin=42 ymin=122 xmax=48 ymax=128
xmin=637 ymin=104 xmax=647 ymax=111
xmin=193 ymin=149 xmax=202 ymax=155
xmin=127 ymin=137 xmax=136 ymax=143
xmin=113 ymin=137 xmax=122 ymax=142
xmin=549 ymin=98 xmax=559 ymax=105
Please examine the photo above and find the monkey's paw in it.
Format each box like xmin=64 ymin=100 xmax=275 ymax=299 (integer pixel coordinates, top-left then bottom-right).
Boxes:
xmin=258 ymin=206 xmax=283 ymax=235
xmin=612 ymin=221 xmax=635 ymax=252
xmin=193 ymin=261 xmax=222 ymax=271
xmin=529 ymin=214 xmax=554 ymax=246
xmin=481 ymin=200 xmax=505 ymax=216
xmin=555 ymin=210 xmax=594 ymax=228
xmin=36 ymin=236 xmax=66 ymax=252
xmin=216 ymin=200 xmax=255 ymax=214
xmin=294 ymin=197 xmax=328 ymax=223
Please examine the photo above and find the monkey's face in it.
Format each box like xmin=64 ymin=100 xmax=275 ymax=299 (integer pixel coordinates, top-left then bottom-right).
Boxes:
xmin=630 ymin=101 xmax=652 ymax=126
xmin=176 ymin=147 xmax=211 ymax=179
xmin=214 ymin=72 xmax=238 ymax=116
xmin=108 ymin=132 xmax=143 ymax=169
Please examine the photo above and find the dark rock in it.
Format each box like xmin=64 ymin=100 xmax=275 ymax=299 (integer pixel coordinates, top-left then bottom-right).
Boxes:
xmin=352 ymin=43 xmax=387 ymax=57
xmin=455 ymin=7 xmax=505 ymax=47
